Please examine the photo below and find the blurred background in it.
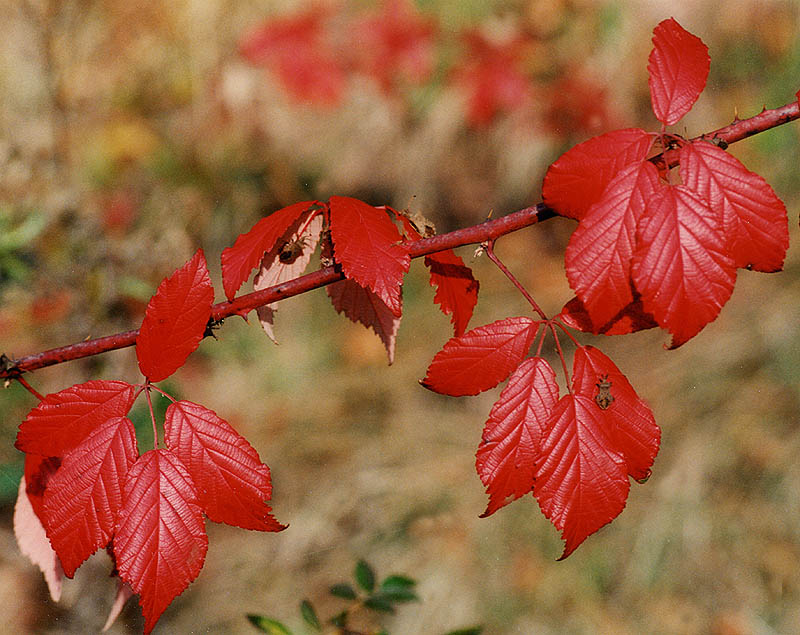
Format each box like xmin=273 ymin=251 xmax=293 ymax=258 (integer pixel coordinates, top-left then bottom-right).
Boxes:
xmin=1 ymin=0 xmax=799 ymax=633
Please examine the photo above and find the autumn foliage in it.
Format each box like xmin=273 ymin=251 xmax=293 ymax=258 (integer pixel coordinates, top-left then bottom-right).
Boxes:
xmin=7 ymin=15 xmax=797 ymax=633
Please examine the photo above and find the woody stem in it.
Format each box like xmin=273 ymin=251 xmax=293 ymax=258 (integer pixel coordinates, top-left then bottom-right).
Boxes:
xmin=1 ymin=98 xmax=797 ymax=379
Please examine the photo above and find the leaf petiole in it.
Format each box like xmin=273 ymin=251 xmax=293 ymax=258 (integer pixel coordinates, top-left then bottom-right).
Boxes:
xmin=144 ymin=383 xmax=159 ymax=449
xmin=483 ymin=240 xmax=547 ymax=320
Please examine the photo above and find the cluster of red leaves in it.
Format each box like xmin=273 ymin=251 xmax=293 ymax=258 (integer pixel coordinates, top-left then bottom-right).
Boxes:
xmin=423 ymin=322 xmax=659 ymax=559
xmin=548 ymin=18 xmax=789 ymax=347
xmin=239 ymin=1 xmax=437 ymax=106
xmin=238 ymin=1 xmax=608 ymax=131
xmin=11 ymin=15 xmax=795 ymax=632
xmin=221 ymin=196 xmax=479 ymax=361
xmin=15 ymin=193 xmax=479 ymax=631
xmin=15 ymin=251 xmax=284 ymax=633
xmin=423 ymin=18 xmax=790 ymax=559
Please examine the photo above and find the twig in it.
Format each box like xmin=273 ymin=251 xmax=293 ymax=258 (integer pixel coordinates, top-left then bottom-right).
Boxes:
xmin=1 ymin=99 xmax=798 ymax=379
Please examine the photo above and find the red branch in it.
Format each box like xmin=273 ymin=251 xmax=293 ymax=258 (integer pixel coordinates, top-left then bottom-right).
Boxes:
xmin=2 ymin=99 xmax=798 ymax=379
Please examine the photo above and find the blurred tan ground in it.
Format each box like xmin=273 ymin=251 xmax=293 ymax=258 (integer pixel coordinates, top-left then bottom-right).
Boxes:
xmin=1 ymin=0 xmax=799 ymax=633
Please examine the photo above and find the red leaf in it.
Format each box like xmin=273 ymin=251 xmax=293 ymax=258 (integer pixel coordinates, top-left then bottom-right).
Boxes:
xmin=451 ymin=29 xmax=533 ymax=127
xmin=534 ymin=394 xmax=629 ymax=559
xmin=16 ymin=380 xmax=136 ymax=456
xmin=164 ymin=401 xmax=285 ymax=531
xmin=42 ymin=417 xmax=138 ymax=578
xmin=647 ymin=18 xmax=710 ymax=126
xmin=239 ymin=9 xmax=345 ymax=106
xmin=23 ymin=453 xmax=61 ymax=520
xmin=542 ymin=129 xmax=653 ymax=219
xmin=354 ymin=0 xmax=437 ymax=93
xmin=424 ymin=250 xmax=479 ymax=337
xmin=103 ymin=579 xmax=135 ymax=632
xmin=329 ymin=196 xmax=410 ymax=317
xmin=327 ymin=278 xmax=401 ymax=365
xmin=571 ymin=346 xmax=660 ymax=482
xmin=680 ymin=140 xmax=789 ymax=271
xmin=254 ymin=211 xmax=324 ymax=342
xmin=137 ymin=249 xmax=214 ymax=382
xmin=114 ymin=449 xmax=208 ymax=634
xmin=632 ymin=184 xmax=736 ymax=348
xmin=421 ymin=317 xmax=540 ymax=396
xmin=14 ymin=474 xmax=64 ymax=602
xmin=221 ymin=201 xmax=316 ymax=301
xmin=476 ymin=357 xmax=559 ymax=517
xmin=565 ymin=161 xmax=660 ymax=328
xmin=557 ymin=295 xmax=658 ymax=336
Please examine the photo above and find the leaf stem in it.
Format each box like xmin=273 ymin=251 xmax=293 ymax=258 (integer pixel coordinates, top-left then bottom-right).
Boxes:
xmin=549 ymin=323 xmax=571 ymax=392
xmin=484 ymin=239 xmax=548 ymax=320
xmin=144 ymin=383 xmax=159 ymax=449
xmin=14 ymin=375 xmax=44 ymax=401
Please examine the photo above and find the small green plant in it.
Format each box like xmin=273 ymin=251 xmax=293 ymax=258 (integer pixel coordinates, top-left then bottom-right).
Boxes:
xmin=246 ymin=559 xmax=482 ymax=635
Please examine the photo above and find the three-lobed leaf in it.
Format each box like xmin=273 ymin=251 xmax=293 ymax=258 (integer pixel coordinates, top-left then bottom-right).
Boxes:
xmin=136 ymin=249 xmax=214 ymax=382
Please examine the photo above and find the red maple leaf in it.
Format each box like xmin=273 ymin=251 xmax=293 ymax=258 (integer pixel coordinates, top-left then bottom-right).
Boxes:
xmin=327 ymin=278 xmax=401 ymax=365
xmin=571 ymin=346 xmax=660 ymax=482
xmin=16 ymin=380 xmax=136 ymax=456
xmin=164 ymin=400 xmax=285 ymax=531
xmin=679 ymin=140 xmax=789 ymax=271
xmin=253 ymin=211 xmax=324 ymax=342
xmin=114 ymin=449 xmax=208 ymax=634
xmin=239 ymin=8 xmax=345 ymax=106
xmin=136 ymin=249 xmax=214 ymax=382
xmin=631 ymin=184 xmax=736 ymax=348
xmin=328 ymin=196 xmax=410 ymax=317
xmin=451 ymin=29 xmax=533 ymax=128
xmin=354 ymin=0 xmax=437 ymax=93
xmin=42 ymin=416 xmax=138 ymax=577
xmin=648 ymin=18 xmax=710 ymax=126
xmin=534 ymin=394 xmax=629 ymax=560
xmin=475 ymin=357 xmax=558 ymax=517
xmin=221 ymin=201 xmax=316 ymax=301
xmin=564 ymin=160 xmax=660 ymax=328
xmin=542 ymin=128 xmax=653 ymax=219
xmin=421 ymin=317 xmax=540 ymax=397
